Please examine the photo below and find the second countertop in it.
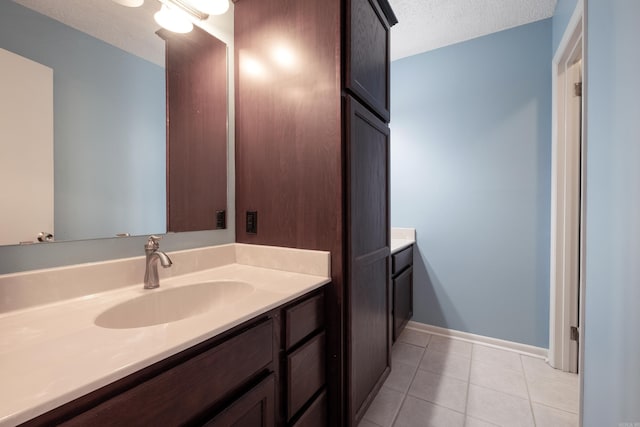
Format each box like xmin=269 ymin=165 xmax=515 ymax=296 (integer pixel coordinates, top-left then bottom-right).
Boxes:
xmin=391 ymin=227 xmax=416 ymax=254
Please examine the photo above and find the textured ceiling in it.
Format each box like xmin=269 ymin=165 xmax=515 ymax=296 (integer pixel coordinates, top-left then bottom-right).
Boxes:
xmin=15 ymin=0 xmax=556 ymax=65
xmin=388 ymin=0 xmax=557 ymax=60
xmin=13 ymin=0 xmax=233 ymax=67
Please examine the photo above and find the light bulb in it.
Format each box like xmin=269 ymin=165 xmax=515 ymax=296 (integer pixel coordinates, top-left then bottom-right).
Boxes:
xmin=208 ymin=0 xmax=229 ymax=15
xmin=154 ymin=4 xmax=194 ymax=33
xmin=190 ymin=0 xmax=229 ymax=15
xmin=112 ymin=0 xmax=144 ymax=6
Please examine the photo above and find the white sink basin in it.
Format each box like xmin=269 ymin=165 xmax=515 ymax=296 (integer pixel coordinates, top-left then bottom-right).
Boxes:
xmin=95 ymin=280 xmax=255 ymax=329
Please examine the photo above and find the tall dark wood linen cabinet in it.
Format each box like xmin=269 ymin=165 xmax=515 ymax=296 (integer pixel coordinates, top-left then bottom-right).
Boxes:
xmin=234 ymin=0 xmax=397 ymax=425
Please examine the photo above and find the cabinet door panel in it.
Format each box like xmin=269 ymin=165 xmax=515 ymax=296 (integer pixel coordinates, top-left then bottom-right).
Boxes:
xmin=346 ymin=0 xmax=390 ymax=121
xmin=393 ymin=266 xmax=413 ymax=340
xmin=204 ymin=374 xmax=275 ymax=427
xmin=349 ymin=103 xmax=389 ymax=257
xmin=346 ymin=95 xmax=391 ymax=423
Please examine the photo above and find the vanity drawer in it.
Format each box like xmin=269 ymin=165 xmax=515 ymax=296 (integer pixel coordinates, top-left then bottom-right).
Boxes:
xmin=62 ymin=319 xmax=273 ymax=426
xmin=292 ymin=389 xmax=327 ymax=427
xmin=285 ymin=292 xmax=324 ymax=350
xmin=392 ymin=245 xmax=413 ymax=275
xmin=287 ymin=331 xmax=326 ymax=420
xmin=204 ymin=373 xmax=275 ymax=427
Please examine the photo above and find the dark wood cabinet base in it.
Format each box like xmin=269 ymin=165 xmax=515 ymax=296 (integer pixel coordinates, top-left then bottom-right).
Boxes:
xmin=392 ymin=245 xmax=414 ymax=341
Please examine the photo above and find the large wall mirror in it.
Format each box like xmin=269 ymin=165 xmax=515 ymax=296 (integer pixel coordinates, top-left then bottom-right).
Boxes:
xmin=0 ymin=0 xmax=233 ymax=247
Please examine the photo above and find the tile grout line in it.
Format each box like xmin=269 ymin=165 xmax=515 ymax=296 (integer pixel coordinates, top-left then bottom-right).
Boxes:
xmin=408 ymin=335 xmax=473 ymax=425
xmin=520 ymin=353 xmax=537 ymax=427
xmin=462 ymin=344 xmax=475 ymax=426
xmin=532 ymin=400 xmax=580 ymax=416
xmin=388 ymin=338 xmax=429 ymax=427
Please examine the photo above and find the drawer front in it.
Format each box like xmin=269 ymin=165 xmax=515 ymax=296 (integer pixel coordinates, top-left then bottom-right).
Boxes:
xmin=204 ymin=374 xmax=275 ymax=427
xmin=63 ymin=319 xmax=273 ymax=426
xmin=287 ymin=332 xmax=326 ymax=421
xmin=393 ymin=266 xmax=413 ymax=341
xmin=285 ymin=292 xmax=324 ymax=350
xmin=392 ymin=245 xmax=413 ymax=275
xmin=292 ymin=390 xmax=327 ymax=427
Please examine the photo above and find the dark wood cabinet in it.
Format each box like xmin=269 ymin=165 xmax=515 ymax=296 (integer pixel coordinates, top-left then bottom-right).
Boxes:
xmin=204 ymin=374 xmax=275 ymax=427
xmin=282 ymin=292 xmax=327 ymax=424
xmin=21 ymin=288 xmax=326 ymax=427
xmin=292 ymin=390 xmax=327 ymax=427
xmin=234 ymin=0 xmax=396 ymax=425
xmin=346 ymin=95 xmax=391 ymax=421
xmin=392 ymin=245 xmax=414 ymax=341
xmin=287 ymin=332 xmax=326 ymax=420
xmin=346 ymin=0 xmax=394 ymax=121
xmin=285 ymin=292 xmax=324 ymax=350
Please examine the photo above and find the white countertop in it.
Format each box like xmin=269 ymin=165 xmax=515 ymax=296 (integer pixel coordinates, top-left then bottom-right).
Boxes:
xmin=0 ymin=244 xmax=330 ymax=426
xmin=391 ymin=227 xmax=416 ymax=254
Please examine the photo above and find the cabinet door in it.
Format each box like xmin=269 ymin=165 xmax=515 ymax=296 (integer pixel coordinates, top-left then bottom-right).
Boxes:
xmin=346 ymin=0 xmax=391 ymax=121
xmin=346 ymin=95 xmax=391 ymax=424
xmin=204 ymin=374 xmax=275 ymax=427
xmin=393 ymin=266 xmax=413 ymax=341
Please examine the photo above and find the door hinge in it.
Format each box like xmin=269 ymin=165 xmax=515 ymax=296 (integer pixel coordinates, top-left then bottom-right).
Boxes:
xmin=574 ymin=82 xmax=582 ymax=97
xmin=570 ymin=326 xmax=579 ymax=342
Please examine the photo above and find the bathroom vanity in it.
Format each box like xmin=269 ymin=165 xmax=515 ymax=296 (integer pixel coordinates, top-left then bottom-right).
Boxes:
xmin=390 ymin=228 xmax=416 ymax=341
xmin=0 ymin=244 xmax=330 ymax=426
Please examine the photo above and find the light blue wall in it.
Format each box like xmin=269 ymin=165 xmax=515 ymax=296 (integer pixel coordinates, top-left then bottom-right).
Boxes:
xmin=582 ymin=1 xmax=640 ymax=425
xmin=552 ymin=0 xmax=579 ymax=55
xmin=0 ymin=1 xmax=165 ymax=241
xmin=391 ymin=19 xmax=552 ymax=347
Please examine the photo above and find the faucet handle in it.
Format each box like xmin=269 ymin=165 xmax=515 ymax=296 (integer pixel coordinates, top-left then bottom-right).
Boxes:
xmin=145 ymin=235 xmax=162 ymax=250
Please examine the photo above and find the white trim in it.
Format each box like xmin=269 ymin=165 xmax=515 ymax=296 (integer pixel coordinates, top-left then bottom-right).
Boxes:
xmin=552 ymin=0 xmax=585 ymax=65
xmin=549 ymin=0 xmax=585 ymax=372
xmin=406 ymin=321 xmax=548 ymax=360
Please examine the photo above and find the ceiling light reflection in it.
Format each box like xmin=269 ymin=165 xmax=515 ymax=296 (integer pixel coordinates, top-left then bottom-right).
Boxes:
xmin=240 ymin=53 xmax=267 ymax=79
xmin=272 ymin=46 xmax=297 ymax=69
xmin=154 ymin=4 xmax=194 ymax=33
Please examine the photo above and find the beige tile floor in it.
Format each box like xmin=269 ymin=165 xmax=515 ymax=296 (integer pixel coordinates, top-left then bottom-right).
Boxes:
xmin=360 ymin=328 xmax=579 ymax=427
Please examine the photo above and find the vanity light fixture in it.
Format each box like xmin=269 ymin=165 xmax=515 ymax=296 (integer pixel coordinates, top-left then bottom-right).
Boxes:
xmin=190 ymin=0 xmax=230 ymax=15
xmin=154 ymin=0 xmax=230 ymax=33
xmin=158 ymin=0 xmax=209 ymax=22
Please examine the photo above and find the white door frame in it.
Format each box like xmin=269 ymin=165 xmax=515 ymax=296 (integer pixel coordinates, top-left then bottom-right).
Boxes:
xmin=548 ymin=0 xmax=584 ymax=373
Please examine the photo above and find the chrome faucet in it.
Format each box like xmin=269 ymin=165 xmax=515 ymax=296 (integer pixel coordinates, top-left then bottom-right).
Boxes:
xmin=144 ymin=236 xmax=172 ymax=289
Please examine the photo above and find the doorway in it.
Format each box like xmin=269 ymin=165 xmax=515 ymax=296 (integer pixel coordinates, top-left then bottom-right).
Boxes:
xmin=549 ymin=0 xmax=584 ymax=375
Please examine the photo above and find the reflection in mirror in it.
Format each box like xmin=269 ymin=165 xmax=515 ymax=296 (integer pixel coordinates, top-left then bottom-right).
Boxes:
xmin=160 ymin=26 xmax=228 ymax=233
xmin=0 ymin=0 xmax=229 ymax=246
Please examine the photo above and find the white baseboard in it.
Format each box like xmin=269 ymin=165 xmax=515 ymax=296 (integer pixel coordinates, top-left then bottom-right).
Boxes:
xmin=406 ymin=321 xmax=549 ymax=360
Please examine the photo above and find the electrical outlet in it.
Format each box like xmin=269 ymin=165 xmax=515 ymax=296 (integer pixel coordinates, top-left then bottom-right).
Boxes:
xmin=246 ymin=211 xmax=257 ymax=234
xmin=215 ymin=210 xmax=226 ymax=229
